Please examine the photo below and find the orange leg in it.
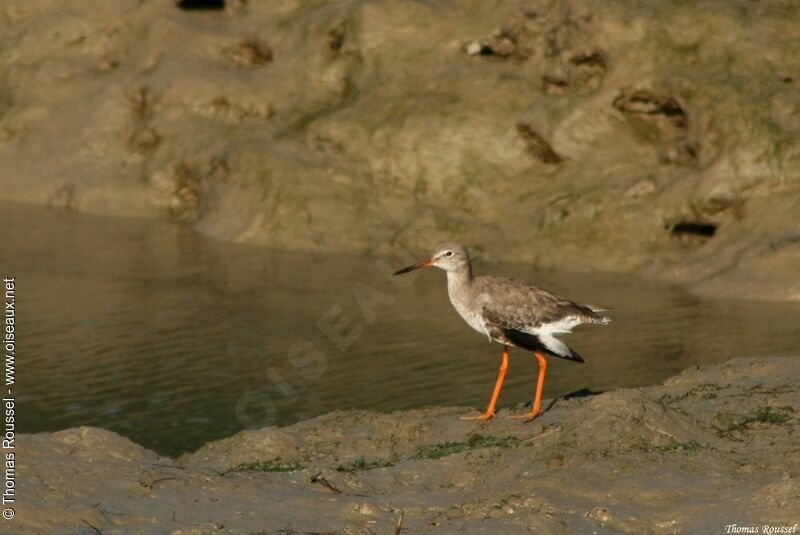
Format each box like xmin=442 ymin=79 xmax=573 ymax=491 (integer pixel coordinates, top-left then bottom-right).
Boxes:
xmin=509 ymin=351 xmax=548 ymax=421
xmin=461 ymin=345 xmax=509 ymax=421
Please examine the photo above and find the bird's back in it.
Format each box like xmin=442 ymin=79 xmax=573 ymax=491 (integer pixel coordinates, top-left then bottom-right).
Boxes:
xmin=472 ymin=276 xmax=606 ymax=330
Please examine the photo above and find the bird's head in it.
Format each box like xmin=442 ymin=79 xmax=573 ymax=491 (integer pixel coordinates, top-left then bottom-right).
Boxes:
xmin=393 ymin=242 xmax=471 ymax=275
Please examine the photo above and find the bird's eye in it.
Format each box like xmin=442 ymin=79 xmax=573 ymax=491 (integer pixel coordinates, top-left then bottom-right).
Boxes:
xmin=445 ymin=251 xmax=453 ymax=257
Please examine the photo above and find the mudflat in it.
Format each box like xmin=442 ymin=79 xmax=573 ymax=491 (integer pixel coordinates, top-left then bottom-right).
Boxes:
xmin=18 ymin=356 xmax=799 ymax=534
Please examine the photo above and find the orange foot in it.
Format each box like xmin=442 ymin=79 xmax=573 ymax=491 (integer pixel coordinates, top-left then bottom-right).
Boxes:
xmin=460 ymin=411 xmax=496 ymax=421
xmin=507 ymin=410 xmax=541 ymax=421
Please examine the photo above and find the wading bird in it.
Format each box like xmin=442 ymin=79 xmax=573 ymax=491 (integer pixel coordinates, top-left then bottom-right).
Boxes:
xmin=394 ymin=243 xmax=609 ymax=420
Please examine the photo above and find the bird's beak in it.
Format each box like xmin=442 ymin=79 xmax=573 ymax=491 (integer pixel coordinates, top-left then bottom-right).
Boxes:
xmin=393 ymin=257 xmax=434 ymax=276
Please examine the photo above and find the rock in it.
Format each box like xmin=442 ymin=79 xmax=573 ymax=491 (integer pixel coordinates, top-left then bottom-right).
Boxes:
xmin=465 ymin=42 xmax=482 ymax=56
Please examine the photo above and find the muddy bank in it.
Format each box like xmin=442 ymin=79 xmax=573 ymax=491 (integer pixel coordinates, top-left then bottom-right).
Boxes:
xmin=1 ymin=1 xmax=800 ymax=300
xmin=17 ymin=356 xmax=799 ymax=534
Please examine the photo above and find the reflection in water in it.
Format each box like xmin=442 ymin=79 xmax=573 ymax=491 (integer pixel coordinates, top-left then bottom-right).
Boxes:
xmin=5 ymin=202 xmax=799 ymax=456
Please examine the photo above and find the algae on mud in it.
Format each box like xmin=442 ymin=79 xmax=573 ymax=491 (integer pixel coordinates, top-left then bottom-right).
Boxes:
xmin=18 ymin=356 xmax=800 ymax=534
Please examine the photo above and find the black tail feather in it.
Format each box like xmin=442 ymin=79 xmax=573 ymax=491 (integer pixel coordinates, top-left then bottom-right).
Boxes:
xmin=564 ymin=345 xmax=585 ymax=363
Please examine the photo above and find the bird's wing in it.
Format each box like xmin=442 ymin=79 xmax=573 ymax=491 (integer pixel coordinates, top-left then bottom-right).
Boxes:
xmin=481 ymin=303 xmax=585 ymax=362
xmin=477 ymin=278 xmax=595 ymax=362
xmin=479 ymin=277 xmax=607 ymax=325
xmin=477 ymin=278 xmax=582 ymax=325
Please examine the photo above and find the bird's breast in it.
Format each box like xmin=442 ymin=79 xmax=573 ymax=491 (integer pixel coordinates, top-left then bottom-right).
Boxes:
xmin=448 ymin=289 xmax=491 ymax=339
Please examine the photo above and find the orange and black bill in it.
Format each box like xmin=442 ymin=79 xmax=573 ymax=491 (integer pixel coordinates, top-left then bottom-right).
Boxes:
xmin=393 ymin=258 xmax=433 ymax=276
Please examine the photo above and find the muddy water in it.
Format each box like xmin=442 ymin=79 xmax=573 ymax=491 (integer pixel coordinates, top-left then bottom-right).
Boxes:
xmin=5 ymin=202 xmax=799 ymax=456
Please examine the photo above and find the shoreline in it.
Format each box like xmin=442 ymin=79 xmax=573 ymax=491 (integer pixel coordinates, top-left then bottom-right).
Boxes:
xmin=18 ymin=355 xmax=799 ymax=534
xmin=3 ymin=198 xmax=799 ymax=303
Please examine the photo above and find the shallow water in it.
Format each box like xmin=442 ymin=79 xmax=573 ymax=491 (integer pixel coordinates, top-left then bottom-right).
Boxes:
xmin=5 ymin=202 xmax=799 ymax=456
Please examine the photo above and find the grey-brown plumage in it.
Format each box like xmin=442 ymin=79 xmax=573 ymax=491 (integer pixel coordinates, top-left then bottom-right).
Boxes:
xmin=476 ymin=276 xmax=608 ymax=361
xmin=394 ymin=242 xmax=609 ymax=420
xmin=395 ymin=242 xmax=609 ymax=362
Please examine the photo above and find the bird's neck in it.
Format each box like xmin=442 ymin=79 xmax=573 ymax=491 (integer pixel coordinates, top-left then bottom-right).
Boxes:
xmin=446 ymin=265 xmax=473 ymax=294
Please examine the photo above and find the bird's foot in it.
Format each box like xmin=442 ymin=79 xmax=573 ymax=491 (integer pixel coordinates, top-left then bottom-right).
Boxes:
xmin=460 ymin=410 xmax=496 ymax=421
xmin=507 ymin=410 xmax=541 ymax=421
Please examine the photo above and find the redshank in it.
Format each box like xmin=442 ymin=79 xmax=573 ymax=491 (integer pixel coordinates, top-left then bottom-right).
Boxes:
xmin=394 ymin=242 xmax=609 ymax=421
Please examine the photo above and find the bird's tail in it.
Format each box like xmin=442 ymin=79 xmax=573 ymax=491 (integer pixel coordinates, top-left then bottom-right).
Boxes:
xmin=501 ymin=327 xmax=586 ymax=363
xmin=577 ymin=304 xmax=611 ymax=325
xmin=560 ymin=344 xmax=585 ymax=363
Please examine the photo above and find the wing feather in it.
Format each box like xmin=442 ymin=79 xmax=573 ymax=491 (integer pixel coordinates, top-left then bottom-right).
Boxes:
xmin=477 ymin=277 xmax=604 ymax=362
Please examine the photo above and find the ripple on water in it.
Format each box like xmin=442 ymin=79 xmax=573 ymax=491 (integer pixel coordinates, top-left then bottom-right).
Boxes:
xmin=5 ymin=202 xmax=799 ymax=456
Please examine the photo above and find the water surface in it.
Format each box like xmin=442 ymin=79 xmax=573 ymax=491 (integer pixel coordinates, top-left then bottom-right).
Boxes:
xmin=5 ymin=202 xmax=799 ymax=456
